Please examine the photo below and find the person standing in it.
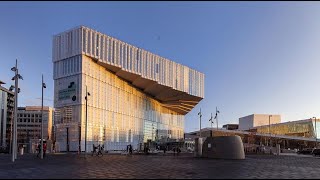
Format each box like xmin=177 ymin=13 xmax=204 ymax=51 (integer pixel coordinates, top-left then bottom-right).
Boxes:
xmin=43 ymin=143 xmax=47 ymax=158
xmin=97 ymin=144 xmax=103 ymax=156
xmin=37 ymin=144 xmax=41 ymax=158
xmin=129 ymin=144 xmax=133 ymax=155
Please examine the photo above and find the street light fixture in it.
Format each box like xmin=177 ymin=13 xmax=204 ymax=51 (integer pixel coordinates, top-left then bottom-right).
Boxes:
xmin=312 ymin=117 xmax=317 ymax=148
xmin=85 ymin=86 xmax=90 ymax=154
xmin=198 ymin=109 xmax=202 ymax=137
xmin=214 ymin=107 xmax=220 ymax=130
xmin=152 ymin=126 xmax=154 ymax=141
xmin=209 ymin=113 xmax=213 ymax=128
xmin=40 ymin=74 xmax=46 ymax=159
xmin=268 ymin=115 xmax=272 ymax=154
xmin=11 ymin=59 xmax=23 ymax=162
xmin=9 ymin=85 xmax=14 ymax=91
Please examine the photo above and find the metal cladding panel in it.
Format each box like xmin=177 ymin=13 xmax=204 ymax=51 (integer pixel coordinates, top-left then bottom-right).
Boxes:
xmin=53 ymin=27 xmax=82 ymax=62
xmin=53 ymin=26 xmax=204 ymax=114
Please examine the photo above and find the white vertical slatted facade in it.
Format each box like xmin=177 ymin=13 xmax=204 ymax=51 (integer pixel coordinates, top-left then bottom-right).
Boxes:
xmin=53 ymin=26 xmax=204 ymax=99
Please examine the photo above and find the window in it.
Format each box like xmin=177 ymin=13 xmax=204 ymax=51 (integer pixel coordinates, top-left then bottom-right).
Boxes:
xmin=91 ymin=31 xmax=95 ymax=56
xmin=136 ymin=50 xmax=140 ymax=72
xmin=145 ymin=52 xmax=148 ymax=75
xmin=96 ymin=34 xmax=99 ymax=56
xmin=120 ymin=43 xmax=123 ymax=66
xmin=108 ymin=38 xmax=112 ymax=62
xmin=82 ymin=29 xmax=86 ymax=52
xmin=156 ymin=64 xmax=159 ymax=73
xmin=71 ymin=58 xmax=74 ymax=74
xmin=112 ymin=40 xmax=115 ymax=64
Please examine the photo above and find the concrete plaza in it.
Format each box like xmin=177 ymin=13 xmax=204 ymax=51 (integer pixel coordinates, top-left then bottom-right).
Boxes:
xmin=0 ymin=153 xmax=319 ymax=179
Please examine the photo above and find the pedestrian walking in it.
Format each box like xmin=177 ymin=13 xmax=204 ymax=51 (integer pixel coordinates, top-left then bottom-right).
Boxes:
xmin=43 ymin=143 xmax=47 ymax=158
xmin=127 ymin=144 xmax=129 ymax=155
xmin=97 ymin=144 xmax=104 ymax=156
xmin=37 ymin=144 xmax=41 ymax=158
xmin=177 ymin=147 xmax=181 ymax=156
xmin=92 ymin=144 xmax=98 ymax=156
xmin=129 ymin=144 xmax=133 ymax=155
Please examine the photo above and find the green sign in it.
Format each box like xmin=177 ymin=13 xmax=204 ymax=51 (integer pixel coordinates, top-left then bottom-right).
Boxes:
xmin=58 ymin=82 xmax=76 ymax=100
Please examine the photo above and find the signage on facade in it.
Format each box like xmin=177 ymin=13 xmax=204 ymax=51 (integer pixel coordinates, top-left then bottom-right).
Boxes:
xmin=58 ymin=82 xmax=76 ymax=100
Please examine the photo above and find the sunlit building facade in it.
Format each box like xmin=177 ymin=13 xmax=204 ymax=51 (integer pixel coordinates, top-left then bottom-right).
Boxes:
xmin=239 ymin=114 xmax=281 ymax=130
xmin=17 ymin=106 xmax=54 ymax=148
xmin=0 ymin=81 xmax=14 ymax=149
xmin=52 ymin=26 xmax=204 ymax=152
xmin=254 ymin=119 xmax=320 ymax=139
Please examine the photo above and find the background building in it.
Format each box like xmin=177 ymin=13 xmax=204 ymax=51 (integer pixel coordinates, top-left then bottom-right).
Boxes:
xmin=239 ymin=114 xmax=281 ymax=130
xmin=17 ymin=106 xmax=54 ymax=152
xmin=222 ymin=124 xmax=239 ymax=130
xmin=52 ymin=26 xmax=204 ymax=152
xmin=0 ymin=81 xmax=14 ymax=151
xmin=186 ymin=116 xmax=320 ymax=153
xmin=254 ymin=118 xmax=320 ymax=139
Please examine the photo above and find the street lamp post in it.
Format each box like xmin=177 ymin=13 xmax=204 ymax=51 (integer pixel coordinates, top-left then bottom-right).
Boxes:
xmin=11 ymin=59 xmax=23 ymax=162
xmin=13 ymin=63 xmax=18 ymax=162
xmin=152 ymin=126 xmax=154 ymax=141
xmin=209 ymin=113 xmax=213 ymax=128
xmin=40 ymin=74 xmax=46 ymax=159
xmin=84 ymin=86 xmax=90 ymax=154
xmin=269 ymin=115 xmax=272 ymax=154
xmin=198 ymin=109 xmax=202 ymax=137
xmin=214 ymin=107 xmax=220 ymax=130
xmin=312 ymin=117 xmax=317 ymax=148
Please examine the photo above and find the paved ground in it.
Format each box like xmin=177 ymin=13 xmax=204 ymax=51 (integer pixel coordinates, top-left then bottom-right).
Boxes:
xmin=0 ymin=153 xmax=320 ymax=179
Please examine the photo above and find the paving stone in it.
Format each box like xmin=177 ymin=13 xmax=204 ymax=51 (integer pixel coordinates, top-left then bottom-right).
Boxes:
xmin=0 ymin=153 xmax=320 ymax=178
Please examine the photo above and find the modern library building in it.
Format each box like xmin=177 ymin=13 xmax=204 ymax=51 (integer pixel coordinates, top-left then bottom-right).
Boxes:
xmin=52 ymin=26 xmax=204 ymax=152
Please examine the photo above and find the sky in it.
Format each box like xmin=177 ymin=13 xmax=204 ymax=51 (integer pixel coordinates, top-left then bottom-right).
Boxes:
xmin=1 ymin=2 xmax=320 ymax=133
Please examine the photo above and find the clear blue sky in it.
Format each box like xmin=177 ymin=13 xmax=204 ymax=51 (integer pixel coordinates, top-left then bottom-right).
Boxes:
xmin=1 ymin=2 xmax=320 ymax=132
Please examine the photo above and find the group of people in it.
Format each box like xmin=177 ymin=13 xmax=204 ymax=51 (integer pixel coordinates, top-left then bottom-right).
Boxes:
xmin=36 ymin=143 xmax=47 ymax=158
xmin=92 ymin=144 xmax=104 ymax=156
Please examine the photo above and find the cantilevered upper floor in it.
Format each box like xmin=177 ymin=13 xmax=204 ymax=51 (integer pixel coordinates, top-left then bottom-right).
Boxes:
xmin=52 ymin=26 xmax=204 ymax=114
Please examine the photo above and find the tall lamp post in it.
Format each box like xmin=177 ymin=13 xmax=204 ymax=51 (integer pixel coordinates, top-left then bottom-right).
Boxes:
xmin=214 ymin=107 xmax=220 ymax=130
xmin=11 ymin=59 xmax=23 ymax=162
xmin=40 ymin=75 xmax=46 ymax=159
xmin=84 ymin=86 xmax=90 ymax=154
xmin=269 ymin=115 xmax=272 ymax=154
xmin=312 ymin=117 xmax=317 ymax=148
xmin=209 ymin=113 xmax=213 ymax=128
xmin=152 ymin=126 xmax=154 ymax=141
xmin=8 ymin=85 xmax=14 ymax=159
xmin=198 ymin=109 xmax=202 ymax=137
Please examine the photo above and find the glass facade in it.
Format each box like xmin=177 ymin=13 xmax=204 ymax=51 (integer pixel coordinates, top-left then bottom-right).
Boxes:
xmin=52 ymin=26 xmax=204 ymax=152
xmin=255 ymin=119 xmax=320 ymax=139
xmin=0 ymin=89 xmax=8 ymax=148
xmin=0 ymin=87 xmax=14 ymax=149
